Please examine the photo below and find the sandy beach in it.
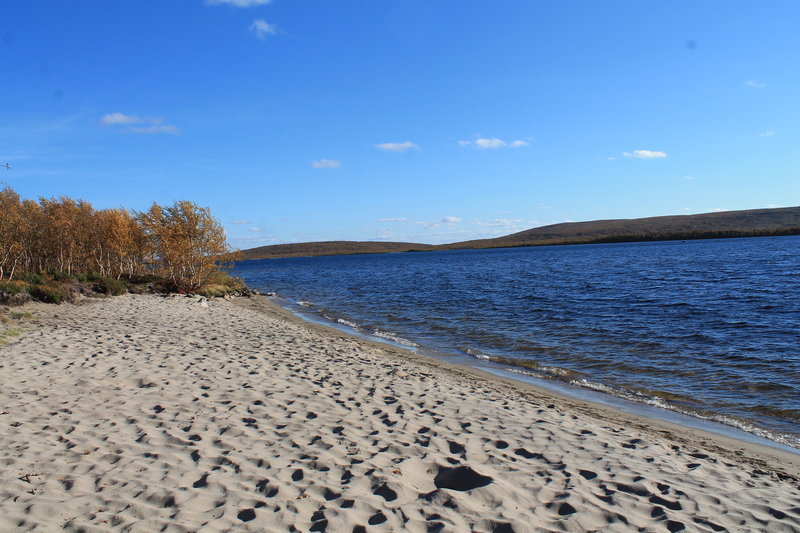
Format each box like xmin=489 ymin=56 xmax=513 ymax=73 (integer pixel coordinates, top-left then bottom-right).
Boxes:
xmin=1 ymin=294 xmax=798 ymax=532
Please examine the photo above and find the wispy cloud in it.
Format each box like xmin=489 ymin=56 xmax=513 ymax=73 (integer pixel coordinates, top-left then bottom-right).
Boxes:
xmin=475 ymin=138 xmax=506 ymax=149
xmin=0 ymin=154 xmax=32 ymax=161
xmin=228 ymin=235 xmax=280 ymax=248
xmin=231 ymin=220 xmax=251 ymax=225
xmin=743 ymin=79 xmax=766 ymax=88
xmin=623 ymin=149 xmax=667 ymax=159
xmin=128 ymin=125 xmax=180 ymax=135
xmin=250 ymin=19 xmax=278 ymax=40
xmin=416 ymin=216 xmax=461 ymax=228
xmin=683 ymin=175 xmax=694 ymax=180
xmin=375 ymin=141 xmax=419 ymax=152
xmin=100 ymin=112 xmax=144 ymax=125
xmin=205 ymin=0 xmax=272 ymax=6
xmin=472 ymin=218 xmax=524 ymax=229
xmin=377 ymin=217 xmax=408 ymax=223
xmin=248 ymin=227 xmax=262 ymax=232
xmin=759 ymin=130 xmax=775 ymax=137
xmin=101 ymin=113 xmax=178 ymax=134
xmin=459 ymin=137 xmax=529 ymax=149
xmin=311 ymin=158 xmax=341 ymax=169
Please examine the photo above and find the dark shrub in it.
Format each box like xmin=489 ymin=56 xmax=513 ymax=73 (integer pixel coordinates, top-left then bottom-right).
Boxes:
xmin=0 ymin=280 xmax=24 ymax=295
xmin=0 ymin=281 xmax=32 ymax=306
xmin=21 ymin=273 xmax=45 ymax=285
xmin=94 ymin=277 xmax=128 ymax=296
xmin=28 ymin=284 xmax=68 ymax=304
xmin=51 ymin=271 xmax=77 ymax=282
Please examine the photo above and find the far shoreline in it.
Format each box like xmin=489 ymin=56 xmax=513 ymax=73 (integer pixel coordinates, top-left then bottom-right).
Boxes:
xmin=238 ymin=219 xmax=800 ymax=261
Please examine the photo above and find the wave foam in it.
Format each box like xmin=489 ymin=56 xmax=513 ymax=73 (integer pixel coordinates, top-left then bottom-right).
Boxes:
xmin=337 ymin=318 xmax=359 ymax=328
xmin=569 ymin=379 xmax=800 ymax=449
xmin=372 ymin=329 xmax=419 ymax=347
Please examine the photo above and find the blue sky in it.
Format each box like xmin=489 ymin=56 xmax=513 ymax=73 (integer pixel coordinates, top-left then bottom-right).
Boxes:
xmin=2 ymin=1 xmax=798 ymax=247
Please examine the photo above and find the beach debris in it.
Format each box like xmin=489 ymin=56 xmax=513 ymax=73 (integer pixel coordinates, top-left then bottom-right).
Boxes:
xmin=19 ymin=472 xmax=44 ymax=484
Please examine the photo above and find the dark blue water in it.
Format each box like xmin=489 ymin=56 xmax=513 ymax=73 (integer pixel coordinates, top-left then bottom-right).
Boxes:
xmin=233 ymin=236 xmax=800 ymax=448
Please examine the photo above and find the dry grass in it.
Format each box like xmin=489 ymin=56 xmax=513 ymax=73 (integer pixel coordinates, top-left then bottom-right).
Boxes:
xmin=0 ymin=325 xmax=24 ymax=345
xmin=0 ymin=310 xmax=33 ymax=345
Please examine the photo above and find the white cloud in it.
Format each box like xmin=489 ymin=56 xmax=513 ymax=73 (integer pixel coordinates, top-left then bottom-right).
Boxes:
xmin=372 ymin=229 xmax=396 ymax=241
xmin=743 ymin=80 xmax=766 ymax=88
xmin=228 ymin=235 xmax=279 ymax=248
xmin=607 ymin=156 xmax=617 ymax=161
xmin=101 ymin=113 xmax=177 ymax=134
xmin=248 ymin=227 xmax=261 ymax=232
xmin=460 ymin=137 xmax=529 ymax=149
xmin=250 ymin=19 xmax=278 ymax=40
xmin=475 ymin=138 xmax=506 ymax=149
xmin=129 ymin=125 xmax=180 ymax=135
xmin=232 ymin=220 xmax=250 ymax=225
xmin=416 ymin=216 xmax=461 ymax=228
xmin=683 ymin=175 xmax=694 ymax=180
xmin=311 ymin=158 xmax=341 ymax=169
xmin=375 ymin=141 xmax=418 ymax=152
xmin=759 ymin=130 xmax=775 ymax=137
xmin=205 ymin=0 xmax=272 ymax=6
xmin=623 ymin=149 xmax=668 ymax=159
xmin=100 ymin=112 xmax=144 ymax=125
xmin=377 ymin=217 xmax=408 ymax=223
xmin=473 ymin=218 xmax=522 ymax=227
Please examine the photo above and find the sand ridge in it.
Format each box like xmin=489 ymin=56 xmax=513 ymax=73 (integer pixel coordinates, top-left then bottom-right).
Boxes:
xmin=1 ymin=294 xmax=798 ymax=532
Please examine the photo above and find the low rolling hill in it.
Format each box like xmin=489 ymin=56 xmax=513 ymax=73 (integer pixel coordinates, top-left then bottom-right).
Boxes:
xmin=445 ymin=206 xmax=800 ymax=250
xmin=239 ymin=241 xmax=437 ymax=261
xmin=240 ymin=206 xmax=800 ymax=260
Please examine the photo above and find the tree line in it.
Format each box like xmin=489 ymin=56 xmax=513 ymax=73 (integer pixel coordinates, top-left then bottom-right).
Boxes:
xmin=0 ymin=185 xmax=236 ymax=291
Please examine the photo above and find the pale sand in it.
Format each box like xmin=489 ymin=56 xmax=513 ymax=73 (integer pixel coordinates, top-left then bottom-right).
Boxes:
xmin=1 ymin=295 xmax=798 ymax=533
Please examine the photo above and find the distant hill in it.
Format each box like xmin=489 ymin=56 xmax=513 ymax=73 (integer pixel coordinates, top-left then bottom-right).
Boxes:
xmin=239 ymin=241 xmax=437 ymax=260
xmin=239 ymin=206 xmax=800 ymax=260
xmin=444 ymin=206 xmax=800 ymax=250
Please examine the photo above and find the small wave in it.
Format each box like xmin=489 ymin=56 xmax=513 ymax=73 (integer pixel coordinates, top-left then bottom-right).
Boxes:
xmin=372 ymin=329 xmax=419 ymax=348
xmin=337 ymin=318 xmax=359 ymax=329
xmin=540 ymin=365 xmax=575 ymax=378
xmin=297 ymin=300 xmax=313 ymax=308
xmin=320 ymin=313 xmax=360 ymax=330
xmin=569 ymin=379 xmax=800 ymax=449
xmin=506 ymin=367 xmax=549 ymax=380
xmin=459 ymin=347 xmax=494 ymax=360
